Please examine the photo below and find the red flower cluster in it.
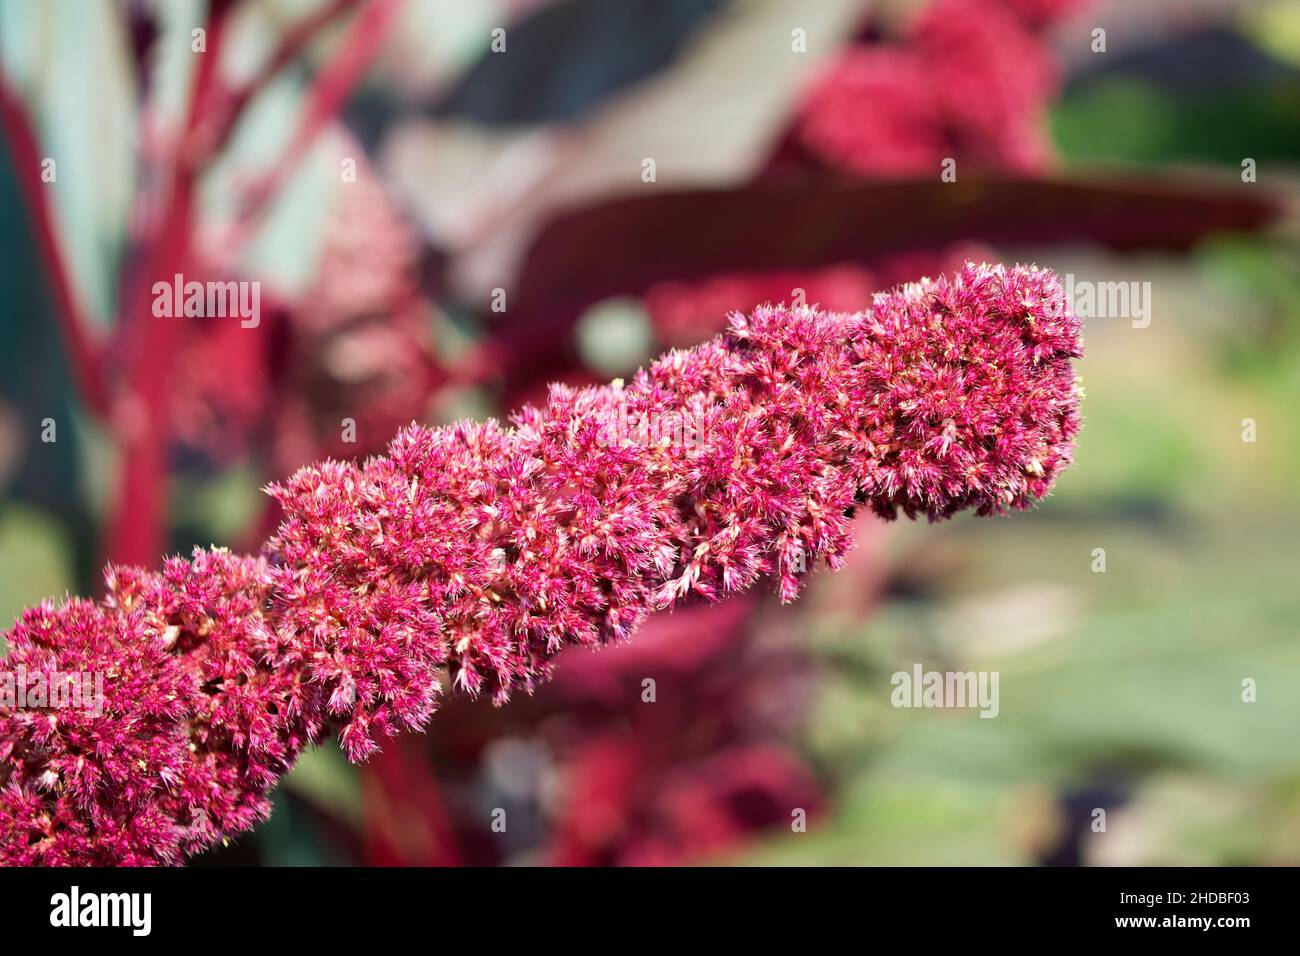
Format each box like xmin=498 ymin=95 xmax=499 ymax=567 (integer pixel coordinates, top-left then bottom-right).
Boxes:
xmin=797 ymin=0 xmax=1078 ymax=175
xmin=0 ymin=263 xmax=1082 ymax=865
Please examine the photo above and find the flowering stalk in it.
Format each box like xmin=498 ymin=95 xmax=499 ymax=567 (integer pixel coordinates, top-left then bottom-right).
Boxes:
xmin=0 ymin=263 xmax=1082 ymax=865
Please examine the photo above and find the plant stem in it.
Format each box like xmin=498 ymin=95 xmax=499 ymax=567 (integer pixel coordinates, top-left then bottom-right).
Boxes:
xmin=0 ymin=82 xmax=112 ymax=419
xmin=103 ymin=0 xmax=233 ymax=570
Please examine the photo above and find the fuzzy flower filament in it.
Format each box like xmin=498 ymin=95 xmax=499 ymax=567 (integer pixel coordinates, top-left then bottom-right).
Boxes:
xmin=0 ymin=263 xmax=1082 ymax=865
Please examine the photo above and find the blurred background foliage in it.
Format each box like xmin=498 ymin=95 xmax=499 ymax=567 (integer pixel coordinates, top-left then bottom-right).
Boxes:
xmin=0 ymin=0 xmax=1298 ymax=865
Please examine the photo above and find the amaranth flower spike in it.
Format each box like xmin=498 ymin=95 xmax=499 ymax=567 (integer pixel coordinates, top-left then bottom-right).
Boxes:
xmin=0 ymin=263 xmax=1083 ymax=865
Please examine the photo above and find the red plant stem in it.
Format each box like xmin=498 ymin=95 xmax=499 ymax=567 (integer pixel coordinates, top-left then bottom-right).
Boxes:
xmin=363 ymin=738 xmax=462 ymax=866
xmin=228 ymin=0 xmax=406 ymax=243
xmin=105 ymin=0 xmax=401 ymax=570
xmin=103 ymin=3 xmax=233 ymax=570
xmin=189 ymin=0 xmax=361 ymax=160
xmin=0 ymin=82 xmax=113 ymax=419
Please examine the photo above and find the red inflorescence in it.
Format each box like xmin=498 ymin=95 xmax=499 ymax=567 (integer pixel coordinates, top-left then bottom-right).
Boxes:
xmin=0 ymin=263 xmax=1083 ymax=865
xmin=797 ymin=0 xmax=1066 ymax=175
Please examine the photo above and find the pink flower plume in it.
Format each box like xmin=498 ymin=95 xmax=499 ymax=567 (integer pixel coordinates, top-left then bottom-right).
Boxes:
xmin=1 ymin=263 xmax=1082 ymax=865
